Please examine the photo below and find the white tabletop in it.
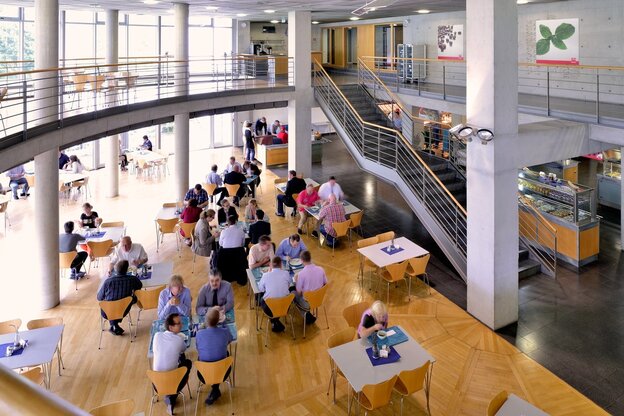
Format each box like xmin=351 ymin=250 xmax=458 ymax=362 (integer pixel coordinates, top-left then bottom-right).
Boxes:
xmin=275 ymin=178 xmax=319 ymax=193
xmin=357 ymin=237 xmax=429 ymax=268
xmin=247 ymin=268 xmax=261 ymax=294
xmin=140 ymin=262 xmax=174 ymax=288
xmin=0 ymin=193 xmax=11 ymax=204
xmin=78 ymin=226 xmax=125 ymax=244
xmin=126 ymin=150 xmax=166 ymax=163
xmin=328 ymin=325 xmax=435 ymax=393
xmin=0 ymin=325 xmax=63 ymax=370
xmin=156 ymin=206 xmax=179 ymax=220
xmin=496 ymin=394 xmax=549 ymax=416
xmin=305 ymin=200 xmax=361 ymax=221
xmin=59 ymin=171 xmax=89 ymax=182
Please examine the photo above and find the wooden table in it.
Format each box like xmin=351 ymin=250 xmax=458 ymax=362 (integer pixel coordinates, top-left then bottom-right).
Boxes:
xmin=357 ymin=236 xmax=429 ymax=268
xmin=496 ymin=394 xmax=549 ymax=416
xmin=0 ymin=325 xmax=64 ymax=389
xmin=275 ymin=178 xmax=319 ymax=193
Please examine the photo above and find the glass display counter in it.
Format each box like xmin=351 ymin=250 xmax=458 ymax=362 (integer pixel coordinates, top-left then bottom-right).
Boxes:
xmin=597 ymin=149 xmax=621 ymax=209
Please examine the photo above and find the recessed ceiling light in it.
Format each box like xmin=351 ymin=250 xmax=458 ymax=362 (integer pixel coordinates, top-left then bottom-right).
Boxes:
xmin=236 ymin=13 xmax=248 ymax=17
xmin=205 ymin=6 xmax=218 ymax=11
xmin=270 ymin=20 xmax=279 ymax=24
xmin=143 ymin=0 xmax=159 ymax=4
xmin=264 ymin=9 xmax=275 ymax=13
xmin=349 ymin=16 xmax=360 ymax=21
xmin=369 ymin=7 xmax=377 ymax=11
xmin=312 ymin=21 xmax=320 ymax=24
xmin=517 ymin=0 xmax=529 ymax=3
xmin=417 ymin=9 xmax=430 ymax=14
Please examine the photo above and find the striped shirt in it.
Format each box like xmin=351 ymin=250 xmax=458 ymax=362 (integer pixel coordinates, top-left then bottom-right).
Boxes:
xmin=318 ymin=202 xmax=346 ymax=237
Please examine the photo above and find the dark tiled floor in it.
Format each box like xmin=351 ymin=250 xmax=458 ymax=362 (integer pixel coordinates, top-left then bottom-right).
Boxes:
xmin=272 ymin=137 xmax=624 ymax=411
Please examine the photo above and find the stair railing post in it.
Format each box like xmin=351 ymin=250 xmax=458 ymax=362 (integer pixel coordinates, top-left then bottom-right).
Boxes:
xmin=596 ymin=72 xmax=600 ymax=123
xmin=442 ymin=65 xmax=447 ymax=100
xmin=546 ymin=69 xmax=550 ymax=116
xmin=418 ymin=63 xmax=421 ymax=96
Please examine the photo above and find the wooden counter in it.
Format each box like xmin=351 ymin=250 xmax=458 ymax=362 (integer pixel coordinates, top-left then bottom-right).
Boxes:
xmin=255 ymin=139 xmax=330 ymax=167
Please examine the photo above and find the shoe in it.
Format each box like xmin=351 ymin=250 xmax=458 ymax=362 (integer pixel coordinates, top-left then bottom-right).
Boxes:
xmin=13 ymin=196 xmax=18 ymax=200
xmin=311 ymin=231 xmax=319 ymax=238
xmin=114 ymin=325 xmax=125 ymax=335
xmin=108 ymin=327 xmax=120 ymax=336
xmin=291 ymin=211 xmax=297 ymax=217
xmin=20 ymin=193 xmax=30 ymax=197
xmin=205 ymin=389 xmax=221 ymax=405
xmin=275 ymin=212 xmax=285 ymax=217
xmin=305 ymin=313 xmax=317 ymax=325
xmin=297 ymin=228 xmax=303 ymax=235
xmin=76 ymin=271 xmax=86 ymax=278
xmin=271 ymin=320 xmax=286 ymax=333
xmin=319 ymin=234 xmax=325 ymax=247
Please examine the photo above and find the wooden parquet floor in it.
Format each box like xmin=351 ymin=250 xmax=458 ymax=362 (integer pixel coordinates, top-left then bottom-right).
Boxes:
xmin=0 ymin=147 xmax=608 ymax=415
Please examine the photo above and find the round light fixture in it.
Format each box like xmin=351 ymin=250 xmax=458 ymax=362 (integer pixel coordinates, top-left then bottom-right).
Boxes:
xmin=270 ymin=20 xmax=279 ymax=24
xmin=205 ymin=6 xmax=218 ymax=11
xmin=236 ymin=13 xmax=248 ymax=17
xmin=517 ymin=0 xmax=529 ymax=4
xmin=417 ymin=9 xmax=430 ymax=14
xmin=457 ymin=126 xmax=474 ymax=139
xmin=312 ymin=21 xmax=320 ymax=24
xmin=264 ymin=9 xmax=276 ymax=13
xmin=349 ymin=16 xmax=360 ymax=21
xmin=476 ymin=129 xmax=494 ymax=143
xmin=143 ymin=0 xmax=159 ymax=4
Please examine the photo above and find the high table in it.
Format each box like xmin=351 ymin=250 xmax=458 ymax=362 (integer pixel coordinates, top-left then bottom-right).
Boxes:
xmin=275 ymin=178 xmax=319 ymax=193
xmin=0 ymin=325 xmax=64 ymax=389
xmin=357 ymin=236 xmax=429 ymax=268
xmin=496 ymin=394 xmax=549 ymax=416
xmin=328 ymin=325 xmax=435 ymax=414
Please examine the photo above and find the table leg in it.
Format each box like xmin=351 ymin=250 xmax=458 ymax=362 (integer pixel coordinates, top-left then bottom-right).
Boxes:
xmin=231 ymin=341 xmax=237 ymax=387
xmin=43 ymin=361 xmax=51 ymax=389
xmin=155 ymin=220 xmax=159 ymax=252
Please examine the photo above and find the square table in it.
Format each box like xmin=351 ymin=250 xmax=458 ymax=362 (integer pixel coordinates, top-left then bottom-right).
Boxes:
xmin=496 ymin=394 xmax=549 ymax=416
xmin=0 ymin=325 xmax=64 ymax=389
xmin=246 ymin=266 xmax=298 ymax=330
xmin=78 ymin=226 xmax=125 ymax=245
xmin=305 ymin=200 xmax=361 ymax=221
xmin=357 ymin=237 xmax=429 ymax=268
xmin=139 ymin=262 xmax=174 ymax=288
xmin=275 ymin=178 xmax=319 ymax=194
xmin=328 ymin=325 xmax=435 ymax=413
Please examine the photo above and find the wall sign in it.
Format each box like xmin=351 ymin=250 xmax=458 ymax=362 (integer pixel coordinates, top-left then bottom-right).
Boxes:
xmin=437 ymin=25 xmax=464 ymax=61
xmin=535 ymin=18 xmax=579 ymax=65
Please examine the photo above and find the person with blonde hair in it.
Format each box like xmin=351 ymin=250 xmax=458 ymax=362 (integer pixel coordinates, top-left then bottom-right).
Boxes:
xmin=357 ymin=300 xmax=389 ymax=338
xmin=157 ymin=275 xmax=192 ymax=319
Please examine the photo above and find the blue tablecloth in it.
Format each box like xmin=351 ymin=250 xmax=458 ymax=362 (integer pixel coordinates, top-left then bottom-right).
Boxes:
xmin=367 ymin=326 xmax=409 ymax=347
xmin=194 ymin=310 xmax=237 ymax=341
xmin=365 ymin=346 xmax=401 ymax=366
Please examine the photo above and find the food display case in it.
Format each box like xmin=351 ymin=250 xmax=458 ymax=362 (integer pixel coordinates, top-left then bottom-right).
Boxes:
xmin=597 ymin=149 xmax=621 ymax=209
xmin=518 ymin=169 xmax=600 ymax=267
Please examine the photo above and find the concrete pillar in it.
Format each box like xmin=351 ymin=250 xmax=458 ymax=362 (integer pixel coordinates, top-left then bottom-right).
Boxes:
xmin=465 ymin=0 xmax=519 ymax=329
xmin=621 ymin=147 xmax=624 ymax=249
xmin=287 ymin=11 xmax=313 ymax=177
xmin=33 ymin=0 xmax=60 ymax=309
xmin=174 ymin=3 xmax=190 ymax=200
xmin=105 ymin=9 xmax=119 ymax=198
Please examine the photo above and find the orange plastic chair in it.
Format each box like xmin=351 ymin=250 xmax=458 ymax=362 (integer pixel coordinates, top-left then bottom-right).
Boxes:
xmin=27 ymin=317 xmax=65 ymax=376
xmin=98 ymin=296 xmax=134 ymax=349
xmin=89 ymin=399 xmax=135 ymax=416
xmin=146 ymin=367 xmax=190 ymax=416
xmin=195 ymin=357 xmax=235 ymax=416
xmin=134 ymin=285 xmax=166 ymax=338
xmin=224 ymin=183 xmax=241 ymax=202
xmin=20 ymin=368 xmax=45 ymax=387
xmin=487 ymin=391 xmax=509 ymax=416
xmin=86 ymin=239 xmax=114 ymax=272
xmin=376 ymin=231 xmax=395 ymax=243
xmin=0 ymin=318 xmax=21 ymax=335
xmin=329 ymin=219 xmax=352 ymax=255
xmin=156 ymin=218 xmax=180 ymax=252
xmin=326 ymin=327 xmax=356 ymax=403
xmin=348 ymin=209 xmax=364 ymax=239
xmin=394 ymin=361 xmax=432 ymax=415
xmin=302 ymin=284 xmax=330 ymax=338
xmin=342 ymin=302 xmax=368 ymax=330
xmin=406 ymin=254 xmax=432 ymax=295
xmin=262 ymin=293 xmax=295 ymax=347
xmin=355 ymin=375 xmax=398 ymax=416
xmin=100 ymin=221 xmax=125 ymax=228
xmin=177 ymin=221 xmax=197 ymax=258
xmin=379 ymin=260 xmax=409 ymax=303
xmin=59 ymin=251 xmax=81 ymax=291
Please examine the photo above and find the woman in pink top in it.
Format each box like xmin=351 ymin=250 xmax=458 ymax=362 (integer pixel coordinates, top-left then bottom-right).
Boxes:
xmin=180 ymin=198 xmax=202 ymax=245
xmin=296 ymin=184 xmax=320 ymax=235
xmin=357 ymin=300 xmax=389 ymax=338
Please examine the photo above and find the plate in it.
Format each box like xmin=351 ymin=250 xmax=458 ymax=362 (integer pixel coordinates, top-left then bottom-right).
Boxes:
xmin=289 ymin=258 xmax=303 ymax=267
xmin=260 ymin=266 xmax=270 ymax=273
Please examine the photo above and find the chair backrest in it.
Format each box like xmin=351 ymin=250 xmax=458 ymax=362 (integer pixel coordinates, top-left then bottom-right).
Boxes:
xmin=357 ymin=236 xmax=378 ymax=249
xmin=0 ymin=201 xmax=8 ymax=214
xmin=327 ymin=327 xmax=356 ymax=349
xmin=162 ymin=202 xmax=177 ymax=208
xmin=0 ymin=86 xmax=8 ymax=100
xmin=59 ymin=251 xmax=77 ymax=269
xmin=408 ymin=254 xmax=430 ymax=277
xmin=376 ymin=231 xmax=395 ymax=243
xmin=0 ymin=318 xmax=22 ymax=335
xmin=178 ymin=221 xmax=197 ymax=237
xmin=487 ymin=391 xmax=509 ymax=416
xmin=361 ymin=375 xmax=398 ymax=411
xmin=195 ymin=357 xmax=234 ymax=386
xmin=27 ymin=317 xmax=63 ymax=330
xmin=157 ymin=218 xmax=179 ymax=233
xmin=89 ymin=399 xmax=135 ymax=416
xmin=384 ymin=260 xmax=408 ymax=283
xmin=87 ymin=239 xmax=114 ymax=258
xmin=135 ymin=285 xmax=166 ymax=310
xmin=98 ymin=297 xmax=133 ymax=321
xmin=146 ymin=367 xmax=187 ymax=396
xmin=332 ymin=219 xmax=351 ymax=238
xmin=100 ymin=221 xmax=124 ymax=228
xmin=342 ymin=302 xmax=368 ymax=329
xmin=72 ymin=74 xmax=88 ymax=92
xmin=303 ymin=284 xmax=329 ymax=310
xmin=395 ymin=361 xmax=431 ymax=396
xmin=225 ymin=183 xmax=240 ymax=196
xmin=203 ymin=183 xmax=217 ymax=194
xmin=20 ymin=368 xmax=44 ymax=386
xmin=349 ymin=210 xmax=364 ymax=228
xmin=265 ymin=293 xmax=295 ymax=318
xmin=291 ymin=192 xmax=300 ymax=202
xmin=25 ymin=174 xmax=35 ymax=188
xmin=274 ymin=178 xmax=287 ymax=186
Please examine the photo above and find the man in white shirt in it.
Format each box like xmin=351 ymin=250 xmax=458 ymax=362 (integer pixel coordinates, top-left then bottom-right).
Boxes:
xmin=108 ymin=236 xmax=148 ymax=275
xmin=152 ymin=313 xmax=191 ymax=416
xmin=257 ymin=256 xmax=292 ymax=332
xmin=223 ymin=156 xmax=242 ymax=175
xmin=248 ymin=235 xmax=274 ymax=269
xmin=218 ymin=216 xmax=245 ymax=249
xmin=318 ymin=176 xmax=345 ymax=201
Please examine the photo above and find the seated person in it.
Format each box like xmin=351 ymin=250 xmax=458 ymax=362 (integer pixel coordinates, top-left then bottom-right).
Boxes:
xmin=277 ymin=129 xmax=288 ymax=144
xmin=223 ymin=156 xmax=242 ymax=175
xmin=245 ymin=199 xmax=259 ymax=222
xmin=357 ymin=300 xmax=389 ymax=339
xmin=157 ymin=275 xmax=192 ymax=320
xmin=206 ymin=164 xmax=227 ymax=205
xmin=59 ymin=151 xmax=70 ymax=169
xmin=271 ymin=136 xmax=283 ymax=145
xmin=258 ymin=256 xmax=292 ymax=332
xmin=193 ymin=210 xmax=219 ymax=260
xmin=296 ymin=184 xmax=320 ymax=235
xmin=248 ymin=209 xmax=271 ymax=245
xmin=218 ymin=215 xmax=245 ymax=249
xmin=270 ymin=120 xmax=281 ymax=135
xmin=217 ymin=199 xmax=238 ymax=225
xmin=78 ymin=202 xmax=102 ymax=228
xmin=108 ymin=236 xmax=148 ymax=275
xmin=294 ymin=250 xmax=328 ymax=324
xmin=275 ymin=170 xmax=306 ymax=217
xmin=318 ymin=194 xmax=346 ymax=247
xmin=184 ymin=184 xmax=209 ymax=209
xmin=196 ymin=271 xmax=234 ymax=315
xmin=58 ymin=221 xmax=87 ymax=279
xmin=153 ymin=313 xmax=191 ymax=415
xmin=6 ymin=164 xmax=29 ymax=200
xmin=97 ymin=260 xmax=142 ymax=335
xmin=141 ymin=135 xmax=153 ymax=151
xmin=179 ymin=198 xmax=202 ymax=246
xmin=223 ymin=165 xmax=247 ymax=206
xmin=63 ymin=155 xmax=84 ymax=174
xmin=248 ymin=235 xmax=274 ymax=269
xmin=196 ymin=309 xmax=233 ymax=406
xmin=242 ymin=160 xmax=261 ymax=197
xmin=275 ymin=234 xmax=307 ymax=262
xmin=318 ymin=176 xmax=345 ymax=201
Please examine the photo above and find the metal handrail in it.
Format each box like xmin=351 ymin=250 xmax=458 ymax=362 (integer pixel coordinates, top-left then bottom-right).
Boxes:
xmin=313 ymin=60 xmax=467 ymax=259
xmin=518 ymin=194 xmax=557 ymax=276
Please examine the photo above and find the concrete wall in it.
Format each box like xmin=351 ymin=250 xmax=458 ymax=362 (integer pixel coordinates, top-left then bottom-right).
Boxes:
xmin=250 ymin=22 xmax=288 ymax=55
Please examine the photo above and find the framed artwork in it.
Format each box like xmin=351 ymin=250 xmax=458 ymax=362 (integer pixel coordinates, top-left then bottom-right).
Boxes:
xmin=535 ymin=18 xmax=579 ymax=65
xmin=437 ymin=25 xmax=464 ymax=61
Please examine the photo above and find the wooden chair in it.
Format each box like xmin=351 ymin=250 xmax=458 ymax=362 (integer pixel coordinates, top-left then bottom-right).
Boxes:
xmin=487 ymin=390 xmax=509 ymax=416
xmin=176 ymin=221 xmax=197 ymax=258
xmin=354 ymin=375 xmax=398 ymax=416
xmin=146 ymin=367 xmax=189 ymax=416
xmin=406 ymin=254 xmax=431 ymax=295
xmin=134 ymin=285 xmax=166 ymax=338
xmin=89 ymin=398 xmax=135 ymax=416
xmin=98 ymin=296 xmax=134 ymax=349
xmin=27 ymin=317 xmax=65 ymax=376
xmin=326 ymin=327 xmax=356 ymax=403
xmin=224 ymin=183 xmax=241 ymax=203
xmin=162 ymin=202 xmax=177 ymax=208
xmin=302 ymin=284 xmax=330 ymax=338
xmin=100 ymin=221 xmax=125 ymax=228
xmin=342 ymin=302 xmax=368 ymax=330
xmin=86 ymin=239 xmax=114 ymax=273
xmin=394 ymin=361 xmax=432 ymax=416
xmin=156 ymin=218 xmax=180 ymax=252
xmin=0 ymin=318 xmax=21 ymax=335
xmin=376 ymin=231 xmax=395 ymax=243
xmin=203 ymin=182 xmax=217 ymax=202
xmin=0 ymin=200 xmax=10 ymax=235
xmin=379 ymin=260 xmax=409 ymax=303
xmin=261 ymin=293 xmax=295 ymax=347
xmin=59 ymin=251 xmax=81 ymax=291
xmin=195 ymin=357 xmax=235 ymax=416
xmin=71 ymin=175 xmax=91 ymax=199
xmin=357 ymin=236 xmax=379 ymax=288
xmin=20 ymin=368 xmax=45 ymax=387
xmin=348 ymin=209 xmax=364 ymax=239
xmin=59 ymin=181 xmax=71 ymax=203
xmin=25 ymin=174 xmax=35 ymax=189
xmin=328 ymin=219 xmax=352 ymax=256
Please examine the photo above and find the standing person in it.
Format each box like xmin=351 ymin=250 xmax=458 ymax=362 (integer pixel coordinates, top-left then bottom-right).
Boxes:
xmin=317 ymin=194 xmax=346 ymax=246
xmin=193 ymin=210 xmax=219 ymax=260
xmin=205 ymin=164 xmax=227 ymax=205
xmin=179 ymin=198 xmax=202 ymax=246
xmin=58 ymin=151 xmax=70 ymax=169
xmin=296 ymin=184 xmax=320 ymax=235
xmin=6 ymin=164 xmax=29 ymax=200
xmin=275 ymin=234 xmax=307 ymax=262
xmin=59 ymin=221 xmax=88 ymax=279
xmin=78 ymin=202 xmax=102 ymax=228
xmin=223 ymin=165 xmax=246 ymax=207
xmin=254 ymin=116 xmax=267 ymax=136
xmin=152 ymin=312 xmax=191 ymax=416
xmin=141 ymin=135 xmax=153 ymax=151
xmin=357 ymin=300 xmax=389 ymax=339
xmin=294 ymin=250 xmax=328 ymax=324
xmin=97 ymin=260 xmax=142 ymax=335
xmin=275 ymin=170 xmax=306 ymax=217
xmin=318 ymin=176 xmax=345 ymax=201
xmin=243 ymin=121 xmax=255 ymax=162
xmin=157 ymin=275 xmax=192 ymax=320
xmin=196 ymin=271 xmax=234 ymax=315
xmin=248 ymin=210 xmax=271 ymax=245
xmin=257 ymin=256 xmax=292 ymax=332
xmin=196 ymin=309 xmax=233 ymax=406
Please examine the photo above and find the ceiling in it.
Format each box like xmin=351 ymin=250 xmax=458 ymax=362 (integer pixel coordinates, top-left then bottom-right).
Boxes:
xmin=6 ymin=0 xmax=566 ymax=23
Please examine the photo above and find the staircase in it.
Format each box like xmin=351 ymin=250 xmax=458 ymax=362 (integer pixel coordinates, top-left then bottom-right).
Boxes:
xmin=518 ymin=248 xmax=542 ymax=279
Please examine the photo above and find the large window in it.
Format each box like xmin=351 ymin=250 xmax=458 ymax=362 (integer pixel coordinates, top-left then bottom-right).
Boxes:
xmin=0 ymin=6 xmax=34 ymax=70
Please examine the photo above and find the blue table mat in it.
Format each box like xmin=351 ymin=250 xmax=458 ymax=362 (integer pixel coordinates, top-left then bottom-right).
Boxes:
xmin=367 ymin=326 xmax=408 ymax=347
xmin=365 ymin=346 xmax=401 ymax=366
xmin=0 ymin=341 xmax=28 ymax=357
xmin=85 ymin=231 xmax=106 ymax=239
xmin=138 ymin=272 xmax=153 ymax=280
xmin=381 ymin=246 xmax=405 ymax=255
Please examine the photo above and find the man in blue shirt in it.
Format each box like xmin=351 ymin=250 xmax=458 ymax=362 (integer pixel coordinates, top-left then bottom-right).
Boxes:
xmin=141 ymin=135 xmax=153 ymax=151
xmin=184 ymin=184 xmax=209 ymax=209
xmin=58 ymin=151 xmax=70 ymax=169
xmin=258 ymin=256 xmax=292 ymax=333
xmin=275 ymin=234 xmax=307 ymax=262
xmin=6 ymin=165 xmax=29 ymax=200
xmin=196 ymin=309 xmax=233 ymax=406
xmin=97 ymin=260 xmax=142 ymax=335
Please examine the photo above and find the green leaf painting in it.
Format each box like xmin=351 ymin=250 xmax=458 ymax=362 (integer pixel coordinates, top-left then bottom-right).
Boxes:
xmin=536 ymin=22 xmax=576 ymax=55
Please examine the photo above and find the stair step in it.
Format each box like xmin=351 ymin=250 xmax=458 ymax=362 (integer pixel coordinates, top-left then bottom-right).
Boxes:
xmin=518 ymin=248 xmax=529 ymax=262
xmin=518 ymin=259 xmax=541 ymax=279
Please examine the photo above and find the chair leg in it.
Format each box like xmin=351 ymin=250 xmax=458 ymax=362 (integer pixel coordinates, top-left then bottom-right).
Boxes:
xmin=226 ymin=380 xmax=234 ymax=415
xmin=264 ymin=316 xmax=270 ymax=347
xmin=194 ymin=383 xmax=203 ymax=416
xmin=302 ymin=312 xmax=306 ymax=339
xmin=407 ymin=276 xmax=411 ymax=301
xmin=179 ymin=391 xmax=187 ymax=416
xmin=387 ymin=281 xmax=390 ymax=304
xmin=290 ymin=313 xmax=296 ymax=340
xmin=148 ymin=394 xmax=155 ymax=416
xmin=127 ymin=312 xmax=134 ymax=343
xmin=323 ymin=305 xmax=329 ymax=329
xmin=98 ymin=317 xmax=104 ymax=349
